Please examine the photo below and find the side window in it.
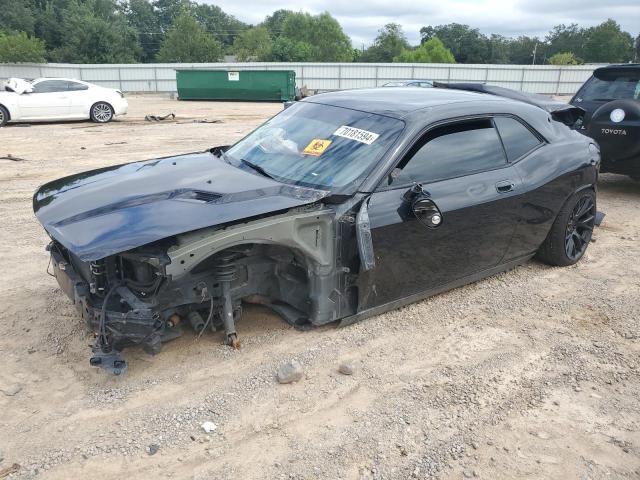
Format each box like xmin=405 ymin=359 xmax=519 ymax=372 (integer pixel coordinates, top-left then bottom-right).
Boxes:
xmin=392 ymin=118 xmax=506 ymax=185
xmin=494 ymin=117 xmax=542 ymax=161
xmin=66 ymin=81 xmax=88 ymax=91
xmin=31 ymin=80 xmax=68 ymax=93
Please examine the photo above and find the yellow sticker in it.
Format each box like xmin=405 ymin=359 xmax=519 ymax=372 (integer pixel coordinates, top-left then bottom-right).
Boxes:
xmin=303 ymin=139 xmax=332 ymax=156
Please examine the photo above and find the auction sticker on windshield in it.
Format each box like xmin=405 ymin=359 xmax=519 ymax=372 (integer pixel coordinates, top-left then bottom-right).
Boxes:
xmin=333 ymin=126 xmax=380 ymax=145
xmin=303 ymin=139 xmax=332 ymax=156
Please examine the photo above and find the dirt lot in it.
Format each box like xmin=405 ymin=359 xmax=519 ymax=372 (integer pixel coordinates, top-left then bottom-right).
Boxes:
xmin=0 ymin=95 xmax=639 ymax=480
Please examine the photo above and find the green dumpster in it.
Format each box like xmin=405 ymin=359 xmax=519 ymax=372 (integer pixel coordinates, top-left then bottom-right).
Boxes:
xmin=176 ymin=70 xmax=296 ymax=101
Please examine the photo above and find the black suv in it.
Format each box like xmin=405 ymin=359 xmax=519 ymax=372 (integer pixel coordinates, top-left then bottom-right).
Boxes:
xmin=571 ymin=64 xmax=640 ymax=179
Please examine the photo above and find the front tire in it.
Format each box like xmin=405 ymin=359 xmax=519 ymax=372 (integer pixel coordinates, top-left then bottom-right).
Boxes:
xmin=0 ymin=105 xmax=8 ymax=127
xmin=90 ymin=102 xmax=114 ymax=123
xmin=536 ymin=190 xmax=596 ymax=266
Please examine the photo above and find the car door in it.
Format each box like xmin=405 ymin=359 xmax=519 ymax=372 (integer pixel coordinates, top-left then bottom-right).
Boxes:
xmin=18 ymin=80 xmax=71 ymax=119
xmin=65 ymin=81 xmax=91 ymax=118
xmin=359 ymin=117 xmax=522 ymax=310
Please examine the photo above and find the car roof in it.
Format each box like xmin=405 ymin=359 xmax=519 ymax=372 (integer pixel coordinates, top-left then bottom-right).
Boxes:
xmin=33 ymin=77 xmax=91 ymax=85
xmin=302 ymin=87 xmax=513 ymax=119
xmin=385 ymin=80 xmax=431 ymax=83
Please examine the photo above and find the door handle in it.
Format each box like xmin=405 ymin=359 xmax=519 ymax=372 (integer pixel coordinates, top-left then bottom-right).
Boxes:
xmin=496 ymin=181 xmax=515 ymax=194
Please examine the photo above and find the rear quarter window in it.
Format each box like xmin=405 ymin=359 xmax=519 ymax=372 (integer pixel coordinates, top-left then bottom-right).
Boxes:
xmin=494 ymin=117 xmax=542 ymax=161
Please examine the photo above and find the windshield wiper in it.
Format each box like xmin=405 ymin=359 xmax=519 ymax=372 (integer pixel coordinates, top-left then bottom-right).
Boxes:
xmin=240 ymin=159 xmax=275 ymax=180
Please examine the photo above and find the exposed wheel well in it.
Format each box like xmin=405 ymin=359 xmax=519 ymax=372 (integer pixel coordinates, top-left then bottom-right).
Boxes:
xmin=190 ymin=243 xmax=315 ymax=324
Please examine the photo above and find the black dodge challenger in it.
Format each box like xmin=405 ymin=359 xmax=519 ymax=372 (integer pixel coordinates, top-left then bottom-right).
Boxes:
xmin=34 ymin=87 xmax=600 ymax=373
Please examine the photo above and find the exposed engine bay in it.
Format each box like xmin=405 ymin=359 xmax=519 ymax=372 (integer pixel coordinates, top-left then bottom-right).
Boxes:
xmin=47 ymin=204 xmax=357 ymax=375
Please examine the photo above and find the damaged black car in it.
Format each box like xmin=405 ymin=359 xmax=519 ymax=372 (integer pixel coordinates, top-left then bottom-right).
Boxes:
xmin=34 ymin=87 xmax=600 ymax=374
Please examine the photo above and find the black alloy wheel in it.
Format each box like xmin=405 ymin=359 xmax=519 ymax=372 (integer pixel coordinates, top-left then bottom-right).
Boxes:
xmin=564 ymin=195 xmax=595 ymax=261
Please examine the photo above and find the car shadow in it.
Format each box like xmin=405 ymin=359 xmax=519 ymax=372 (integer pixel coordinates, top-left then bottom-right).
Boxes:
xmin=598 ymin=173 xmax=640 ymax=197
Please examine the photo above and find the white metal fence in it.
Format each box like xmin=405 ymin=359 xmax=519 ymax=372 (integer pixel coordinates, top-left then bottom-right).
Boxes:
xmin=0 ymin=62 xmax=600 ymax=95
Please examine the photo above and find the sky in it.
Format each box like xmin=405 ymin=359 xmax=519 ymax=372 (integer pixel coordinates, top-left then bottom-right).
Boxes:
xmin=203 ymin=0 xmax=640 ymax=47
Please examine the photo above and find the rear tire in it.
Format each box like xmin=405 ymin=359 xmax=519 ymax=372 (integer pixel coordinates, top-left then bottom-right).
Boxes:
xmin=536 ymin=189 xmax=596 ymax=267
xmin=0 ymin=105 xmax=8 ymax=127
xmin=90 ymin=102 xmax=114 ymax=123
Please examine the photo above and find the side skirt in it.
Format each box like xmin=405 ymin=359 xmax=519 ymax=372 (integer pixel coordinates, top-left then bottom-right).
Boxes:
xmin=339 ymin=254 xmax=535 ymax=328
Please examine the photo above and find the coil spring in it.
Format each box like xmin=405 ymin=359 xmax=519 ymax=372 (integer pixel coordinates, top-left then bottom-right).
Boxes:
xmin=215 ymin=253 xmax=237 ymax=283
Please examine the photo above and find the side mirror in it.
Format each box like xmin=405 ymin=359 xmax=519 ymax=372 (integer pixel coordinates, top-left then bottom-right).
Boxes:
xmin=401 ymin=184 xmax=443 ymax=228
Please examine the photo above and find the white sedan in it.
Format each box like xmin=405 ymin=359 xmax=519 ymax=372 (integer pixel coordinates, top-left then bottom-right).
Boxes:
xmin=0 ymin=77 xmax=128 ymax=127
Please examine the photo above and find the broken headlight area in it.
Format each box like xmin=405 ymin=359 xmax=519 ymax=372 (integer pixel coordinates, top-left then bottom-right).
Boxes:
xmin=47 ymin=239 xmax=322 ymax=375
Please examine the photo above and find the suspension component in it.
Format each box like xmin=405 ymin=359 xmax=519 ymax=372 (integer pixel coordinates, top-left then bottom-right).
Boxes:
xmin=89 ymin=260 xmax=107 ymax=295
xmin=215 ymin=253 xmax=241 ymax=349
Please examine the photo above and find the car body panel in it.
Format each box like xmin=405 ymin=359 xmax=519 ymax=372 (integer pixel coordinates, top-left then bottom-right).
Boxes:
xmin=33 ymin=152 xmax=328 ymax=261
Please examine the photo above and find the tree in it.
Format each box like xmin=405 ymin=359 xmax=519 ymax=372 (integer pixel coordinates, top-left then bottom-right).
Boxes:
xmin=486 ymin=34 xmax=510 ymax=64
xmin=50 ymin=0 xmax=141 ymax=63
xmin=360 ymin=23 xmax=409 ymax=62
xmin=269 ymin=36 xmax=313 ymax=62
xmin=281 ymin=12 xmax=352 ymax=62
xmin=545 ymin=24 xmax=586 ymax=59
xmin=152 ymin=0 xmax=192 ymax=32
xmin=508 ymin=36 xmax=542 ymax=64
xmin=635 ymin=33 xmax=640 ymax=62
xmin=548 ymin=52 xmax=579 ymax=65
xmin=0 ymin=30 xmax=46 ymax=62
xmin=192 ymin=3 xmax=247 ymax=49
xmin=156 ymin=9 xmax=222 ymax=62
xmin=420 ymin=23 xmax=488 ymax=63
xmin=0 ymin=0 xmax=36 ymax=35
xmin=261 ymin=9 xmax=292 ymax=39
xmin=394 ymin=37 xmax=455 ymax=63
xmin=123 ymin=0 xmax=162 ymax=62
xmin=582 ymin=19 xmax=634 ymax=63
xmin=233 ymin=26 xmax=272 ymax=61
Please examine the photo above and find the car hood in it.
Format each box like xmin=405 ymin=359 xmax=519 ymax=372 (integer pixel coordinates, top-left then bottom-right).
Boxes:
xmin=34 ymin=151 xmax=329 ymax=261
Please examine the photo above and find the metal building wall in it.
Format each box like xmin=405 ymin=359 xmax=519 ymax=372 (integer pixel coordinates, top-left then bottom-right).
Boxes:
xmin=0 ymin=62 xmax=599 ymax=95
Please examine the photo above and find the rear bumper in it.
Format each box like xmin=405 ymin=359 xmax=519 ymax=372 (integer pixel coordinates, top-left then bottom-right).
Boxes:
xmin=111 ymin=97 xmax=128 ymax=116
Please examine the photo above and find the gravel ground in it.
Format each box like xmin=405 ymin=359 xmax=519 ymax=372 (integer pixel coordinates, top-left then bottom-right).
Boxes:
xmin=0 ymin=95 xmax=639 ymax=480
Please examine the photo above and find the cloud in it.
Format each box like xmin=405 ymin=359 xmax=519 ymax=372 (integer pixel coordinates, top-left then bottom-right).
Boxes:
xmin=203 ymin=0 xmax=640 ymax=45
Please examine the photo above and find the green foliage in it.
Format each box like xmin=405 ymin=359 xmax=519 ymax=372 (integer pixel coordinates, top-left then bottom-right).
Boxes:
xmin=261 ymin=9 xmax=293 ymax=39
xmin=156 ymin=9 xmax=222 ymax=62
xmin=123 ymin=0 xmax=162 ymax=62
xmin=583 ymin=19 xmax=634 ymax=63
xmin=152 ymin=0 xmax=192 ymax=32
xmin=548 ymin=52 xmax=579 ymax=65
xmin=0 ymin=30 xmax=46 ymax=62
xmin=1 ymin=1 xmax=638 ymax=65
xmin=192 ymin=3 xmax=247 ymax=49
xmin=359 ymin=24 xmax=409 ymax=62
xmin=0 ymin=0 xmax=36 ymax=35
xmin=394 ymin=37 xmax=455 ymax=63
xmin=486 ymin=34 xmax=510 ymax=64
xmin=545 ymin=24 xmax=586 ymax=59
xmin=269 ymin=36 xmax=313 ymax=62
xmin=49 ymin=0 xmax=141 ymax=63
xmin=281 ymin=12 xmax=352 ymax=62
xmin=233 ymin=26 xmax=272 ymax=61
xmin=507 ymin=36 xmax=541 ymax=64
xmin=420 ymin=23 xmax=488 ymax=63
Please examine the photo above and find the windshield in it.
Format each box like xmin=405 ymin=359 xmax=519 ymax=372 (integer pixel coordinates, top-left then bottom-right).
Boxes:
xmin=577 ymin=72 xmax=640 ymax=102
xmin=225 ymin=101 xmax=404 ymax=192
